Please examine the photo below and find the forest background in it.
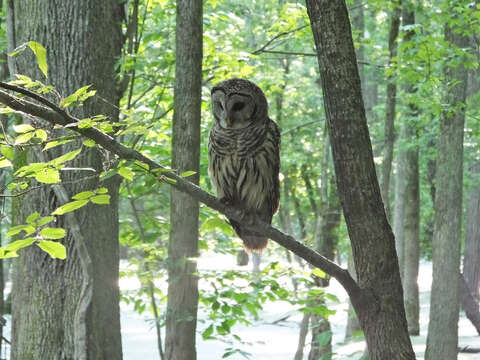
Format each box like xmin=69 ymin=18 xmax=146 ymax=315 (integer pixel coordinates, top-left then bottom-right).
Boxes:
xmin=0 ymin=0 xmax=479 ymax=359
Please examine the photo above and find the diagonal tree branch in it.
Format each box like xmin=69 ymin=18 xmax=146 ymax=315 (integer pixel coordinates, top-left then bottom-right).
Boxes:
xmin=0 ymin=83 xmax=359 ymax=296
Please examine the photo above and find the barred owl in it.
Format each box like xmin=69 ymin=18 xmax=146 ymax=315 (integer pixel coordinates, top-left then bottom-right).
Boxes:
xmin=208 ymin=78 xmax=281 ymax=252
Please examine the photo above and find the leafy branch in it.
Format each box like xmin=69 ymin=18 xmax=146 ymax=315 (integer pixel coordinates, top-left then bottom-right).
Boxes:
xmin=0 ymin=82 xmax=360 ymax=297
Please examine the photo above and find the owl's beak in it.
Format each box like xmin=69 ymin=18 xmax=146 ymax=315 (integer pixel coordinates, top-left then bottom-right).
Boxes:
xmin=225 ymin=115 xmax=233 ymax=127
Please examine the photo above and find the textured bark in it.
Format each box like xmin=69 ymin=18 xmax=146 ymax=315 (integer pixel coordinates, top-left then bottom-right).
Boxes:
xmin=293 ymin=313 xmax=310 ymax=360
xmin=462 ymin=162 xmax=480 ymax=333
xmin=402 ymin=124 xmax=420 ymax=335
xmin=8 ymin=1 xmax=124 ymax=359
xmin=344 ymin=252 xmax=361 ymax=340
xmin=164 ymin=1 xmax=202 ymax=360
xmin=306 ymin=1 xmax=415 ymax=359
xmin=464 ymin=162 xmax=480 ymax=300
xmin=460 ymin=273 xmax=480 ymax=335
xmin=380 ymin=1 xmax=401 ymax=220
xmin=425 ymin=23 xmax=468 ymax=360
xmin=400 ymin=7 xmax=420 ymax=336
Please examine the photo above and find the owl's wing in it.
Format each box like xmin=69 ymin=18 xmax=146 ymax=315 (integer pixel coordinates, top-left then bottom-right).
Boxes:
xmin=268 ymin=118 xmax=281 ymax=217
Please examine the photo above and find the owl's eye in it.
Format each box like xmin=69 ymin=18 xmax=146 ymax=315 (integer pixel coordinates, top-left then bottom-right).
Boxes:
xmin=232 ymin=102 xmax=245 ymax=111
xmin=215 ymin=101 xmax=224 ymax=111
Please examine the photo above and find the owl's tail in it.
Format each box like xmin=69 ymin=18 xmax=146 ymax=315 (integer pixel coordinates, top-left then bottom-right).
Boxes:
xmin=229 ymin=219 xmax=268 ymax=253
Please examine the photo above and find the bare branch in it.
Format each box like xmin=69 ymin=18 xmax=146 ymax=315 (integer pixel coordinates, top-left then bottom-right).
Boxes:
xmin=0 ymin=84 xmax=360 ymax=296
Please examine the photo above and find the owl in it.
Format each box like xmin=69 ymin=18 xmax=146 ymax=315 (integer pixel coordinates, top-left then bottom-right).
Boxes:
xmin=208 ymin=78 xmax=281 ymax=252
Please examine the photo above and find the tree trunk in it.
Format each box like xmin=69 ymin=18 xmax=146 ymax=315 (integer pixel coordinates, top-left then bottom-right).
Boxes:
xmin=344 ymin=252 xmax=361 ymax=341
xmin=164 ymin=1 xmax=202 ymax=359
xmin=402 ymin=123 xmax=420 ymax=335
xmin=380 ymin=1 xmax=401 ymax=220
xmin=425 ymin=21 xmax=468 ymax=360
xmin=8 ymin=1 xmax=124 ymax=359
xmin=392 ymin=129 xmax=407 ymax=279
xmin=293 ymin=313 xmax=310 ymax=360
xmin=464 ymin=162 xmax=480 ymax=300
xmin=401 ymin=7 xmax=420 ymax=336
xmin=306 ymin=1 xmax=416 ymax=358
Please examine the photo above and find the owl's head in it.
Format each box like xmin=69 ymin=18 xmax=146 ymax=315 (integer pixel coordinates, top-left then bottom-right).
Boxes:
xmin=211 ymin=78 xmax=268 ymax=129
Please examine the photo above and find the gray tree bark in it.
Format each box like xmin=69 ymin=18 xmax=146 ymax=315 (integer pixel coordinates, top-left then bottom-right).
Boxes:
xmin=8 ymin=1 xmax=124 ymax=359
xmin=164 ymin=1 xmax=202 ymax=359
xmin=306 ymin=1 xmax=416 ymax=358
xmin=380 ymin=1 xmax=401 ymax=220
xmin=464 ymin=162 xmax=480 ymax=300
xmin=401 ymin=7 xmax=420 ymax=336
xmin=425 ymin=20 xmax=468 ymax=360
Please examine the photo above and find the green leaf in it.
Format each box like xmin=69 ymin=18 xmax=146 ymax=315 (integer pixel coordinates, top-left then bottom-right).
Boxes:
xmin=90 ymin=194 xmax=110 ymax=204
xmin=72 ymin=191 xmax=95 ymax=200
xmin=201 ymin=217 xmax=233 ymax=236
xmin=37 ymin=216 xmax=55 ymax=227
xmin=35 ymin=167 xmax=60 ymax=184
xmin=83 ymin=139 xmax=96 ymax=147
xmin=118 ymin=167 xmax=134 ymax=181
xmin=202 ymin=324 xmax=214 ymax=340
xmin=1 ymin=145 xmax=14 ymax=160
xmin=39 ymin=227 xmax=66 ymax=239
xmin=26 ymin=211 xmax=40 ymax=224
xmin=37 ymin=240 xmax=66 ymax=259
xmin=13 ymin=124 xmax=34 ymax=134
xmin=60 ymin=85 xmax=94 ymax=107
xmin=43 ymin=139 xmax=73 ymax=151
xmin=7 ymin=224 xmax=36 ymax=237
xmin=35 ymin=129 xmax=48 ymax=142
xmin=52 ymin=200 xmax=89 ymax=215
xmin=180 ymin=170 xmax=196 ymax=178
xmin=96 ymin=187 xmax=108 ymax=194
xmin=14 ymin=132 xmax=35 ymax=145
xmin=28 ymin=41 xmax=48 ymax=78
xmin=316 ymin=331 xmax=332 ymax=348
xmin=312 ymin=269 xmax=326 ymax=278
xmin=5 ymin=238 xmax=36 ymax=252
xmin=50 ymin=149 xmax=81 ymax=167
xmin=0 ymin=157 xmax=12 ymax=168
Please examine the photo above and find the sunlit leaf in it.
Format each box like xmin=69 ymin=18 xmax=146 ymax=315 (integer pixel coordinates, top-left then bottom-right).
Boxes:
xmin=14 ymin=132 xmax=35 ymax=145
xmin=0 ymin=157 xmax=12 ymax=168
xmin=13 ymin=124 xmax=35 ymax=133
xmin=37 ymin=216 xmax=55 ymax=227
xmin=90 ymin=194 xmax=110 ymax=205
xmin=50 ymin=149 xmax=81 ymax=166
xmin=26 ymin=211 xmax=40 ymax=224
xmin=72 ymin=191 xmax=95 ymax=200
xmin=4 ymin=238 xmax=36 ymax=252
xmin=1 ymin=145 xmax=14 ymax=160
xmin=180 ymin=170 xmax=196 ymax=178
xmin=35 ymin=167 xmax=60 ymax=184
xmin=39 ymin=227 xmax=66 ymax=239
xmin=118 ymin=167 xmax=134 ymax=181
xmin=37 ymin=240 xmax=66 ymax=259
xmin=28 ymin=41 xmax=48 ymax=78
xmin=52 ymin=200 xmax=89 ymax=215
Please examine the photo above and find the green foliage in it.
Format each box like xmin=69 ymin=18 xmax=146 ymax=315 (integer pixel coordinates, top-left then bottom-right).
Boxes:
xmin=10 ymin=42 xmax=49 ymax=78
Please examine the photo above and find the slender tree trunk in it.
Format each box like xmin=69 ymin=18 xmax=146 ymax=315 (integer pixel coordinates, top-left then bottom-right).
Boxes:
xmin=344 ymin=252 xmax=361 ymax=341
xmin=393 ymin=130 xmax=407 ymax=279
xmin=294 ymin=313 xmax=310 ymax=360
xmin=461 ymin=162 xmax=480 ymax=333
xmin=306 ymin=1 xmax=416 ymax=358
xmin=400 ymin=7 xmax=420 ymax=336
xmin=425 ymin=20 xmax=468 ymax=360
xmin=464 ymin=162 xmax=480 ymax=300
xmin=380 ymin=1 xmax=401 ymax=220
xmin=402 ymin=123 xmax=420 ymax=335
xmin=8 ymin=2 xmax=124 ymax=359
xmin=164 ymin=1 xmax=202 ymax=359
